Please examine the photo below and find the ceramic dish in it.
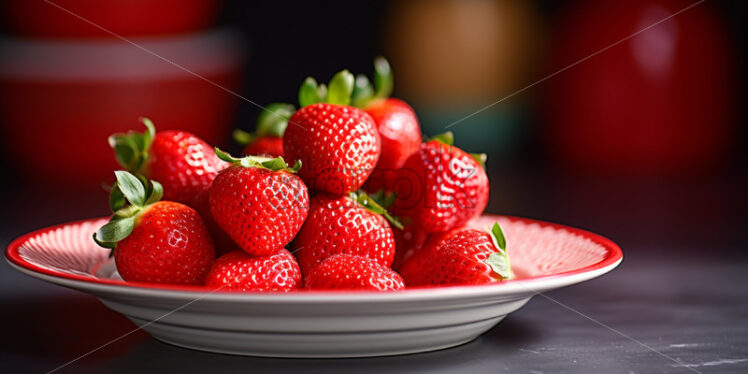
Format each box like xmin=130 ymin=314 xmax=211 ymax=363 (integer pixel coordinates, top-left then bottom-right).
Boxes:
xmin=5 ymin=215 xmax=622 ymax=358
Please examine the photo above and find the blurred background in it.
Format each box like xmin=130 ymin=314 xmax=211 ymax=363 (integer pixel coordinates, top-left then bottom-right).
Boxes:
xmin=0 ymin=0 xmax=744 ymax=255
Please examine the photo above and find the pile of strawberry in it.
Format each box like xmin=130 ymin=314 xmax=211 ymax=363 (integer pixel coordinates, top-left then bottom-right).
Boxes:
xmin=94 ymin=58 xmax=512 ymax=292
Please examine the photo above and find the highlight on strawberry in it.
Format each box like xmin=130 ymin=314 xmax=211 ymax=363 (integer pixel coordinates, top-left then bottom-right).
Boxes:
xmin=391 ymin=131 xmax=489 ymax=234
xmin=94 ymin=171 xmax=215 ymax=285
xmin=233 ymin=102 xmax=296 ymax=158
xmin=209 ymin=148 xmax=309 ymax=257
xmin=283 ymin=70 xmax=381 ymax=195
xmin=305 ymin=254 xmax=405 ymax=291
xmin=350 ymin=57 xmax=423 ymax=193
xmin=399 ymin=222 xmax=512 ymax=286
xmin=205 ymin=250 xmax=302 ymax=292
xmin=108 ymin=117 xmax=227 ymax=204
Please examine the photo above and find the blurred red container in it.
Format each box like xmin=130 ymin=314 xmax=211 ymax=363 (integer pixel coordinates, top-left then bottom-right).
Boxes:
xmin=543 ymin=0 xmax=735 ymax=177
xmin=1 ymin=0 xmax=220 ymax=38
xmin=0 ymin=30 xmax=244 ymax=188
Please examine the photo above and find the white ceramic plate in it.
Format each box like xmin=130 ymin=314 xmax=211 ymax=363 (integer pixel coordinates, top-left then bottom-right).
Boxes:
xmin=6 ymin=215 xmax=622 ymax=358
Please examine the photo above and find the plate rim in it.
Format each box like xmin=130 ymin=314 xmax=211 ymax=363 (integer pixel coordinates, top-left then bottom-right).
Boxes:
xmin=5 ymin=214 xmax=623 ymax=302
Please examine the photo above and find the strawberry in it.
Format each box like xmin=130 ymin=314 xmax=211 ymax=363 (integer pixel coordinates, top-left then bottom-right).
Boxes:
xmin=304 ymin=254 xmax=404 ymax=291
xmin=233 ymin=102 xmax=295 ymax=158
xmin=109 ymin=118 xmax=227 ymax=204
xmin=399 ymin=223 xmax=512 ymax=286
xmin=293 ymin=191 xmax=401 ymax=274
xmin=349 ymin=58 xmax=422 ymax=193
xmin=94 ymin=171 xmax=215 ymax=285
xmin=204 ymin=250 xmax=302 ymax=292
xmin=283 ymin=70 xmax=381 ymax=195
xmin=392 ymin=132 xmax=489 ymax=234
xmin=209 ymin=149 xmax=309 ymax=257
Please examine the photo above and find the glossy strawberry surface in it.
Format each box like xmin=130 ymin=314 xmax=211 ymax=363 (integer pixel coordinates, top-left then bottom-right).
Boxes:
xmin=114 ymin=201 xmax=215 ymax=285
xmin=363 ymin=98 xmax=421 ymax=193
xmin=204 ymin=250 xmax=302 ymax=292
xmin=242 ymin=135 xmax=284 ymax=158
xmin=283 ymin=103 xmax=381 ymax=195
xmin=393 ymin=140 xmax=489 ymax=233
xmin=209 ymin=165 xmax=309 ymax=257
xmin=293 ymin=195 xmax=395 ymax=274
xmin=304 ymin=254 xmax=404 ymax=291
xmin=145 ymin=130 xmax=227 ymax=203
xmin=399 ymin=227 xmax=502 ymax=286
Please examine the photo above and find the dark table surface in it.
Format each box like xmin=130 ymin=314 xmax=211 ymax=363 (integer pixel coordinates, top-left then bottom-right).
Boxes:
xmin=1 ymin=174 xmax=746 ymax=374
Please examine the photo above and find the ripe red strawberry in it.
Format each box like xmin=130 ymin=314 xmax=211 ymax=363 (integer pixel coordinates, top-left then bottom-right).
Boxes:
xmin=283 ymin=70 xmax=381 ymax=195
xmin=94 ymin=171 xmax=215 ymax=285
xmin=241 ymin=136 xmax=284 ymax=157
xmin=204 ymin=250 xmax=302 ymax=292
xmin=109 ymin=118 xmax=227 ymax=204
xmin=399 ymin=223 xmax=512 ymax=286
xmin=233 ymin=102 xmax=295 ymax=158
xmin=392 ymin=132 xmax=489 ymax=234
xmin=293 ymin=192 xmax=400 ymax=274
xmin=349 ymin=58 xmax=422 ymax=193
xmin=209 ymin=149 xmax=309 ymax=257
xmin=305 ymin=254 xmax=405 ymax=291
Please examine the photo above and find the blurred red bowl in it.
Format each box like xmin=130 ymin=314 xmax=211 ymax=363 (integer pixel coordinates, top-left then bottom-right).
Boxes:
xmin=0 ymin=30 xmax=244 ymax=188
xmin=1 ymin=0 xmax=220 ymax=38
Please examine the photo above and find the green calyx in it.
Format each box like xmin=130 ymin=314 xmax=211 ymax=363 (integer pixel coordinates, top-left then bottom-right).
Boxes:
xmin=215 ymin=147 xmax=301 ymax=173
xmin=108 ymin=117 xmax=156 ymax=173
xmin=298 ymin=70 xmax=355 ymax=107
xmin=233 ymin=103 xmax=296 ymax=145
xmin=430 ymin=131 xmax=454 ymax=146
xmin=368 ymin=189 xmax=397 ymax=209
xmin=485 ymin=222 xmax=513 ymax=280
xmin=428 ymin=131 xmax=488 ymax=168
xmin=351 ymin=56 xmax=394 ymax=108
xmin=350 ymin=190 xmax=404 ymax=230
xmin=94 ymin=170 xmax=163 ymax=249
xmin=471 ymin=153 xmax=487 ymax=169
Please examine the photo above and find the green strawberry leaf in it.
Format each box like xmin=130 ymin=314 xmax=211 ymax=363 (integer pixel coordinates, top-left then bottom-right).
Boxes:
xmin=471 ymin=153 xmax=487 ymax=169
xmin=327 ymin=70 xmax=354 ymax=106
xmin=351 ymin=74 xmax=375 ymax=108
xmin=257 ymin=103 xmax=295 ymax=137
xmin=114 ymin=170 xmax=146 ymax=207
xmin=299 ymin=77 xmax=325 ymax=107
xmin=108 ymin=117 xmax=156 ymax=172
xmin=368 ymin=189 xmax=396 ymax=209
xmin=216 ymin=148 xmax=300 ymax=173
xmin=351 ymin=191 xmax=404 ymax=230
xmin=430 ymin=131 xmax=454 ymax=146
xmin=232 ymin=129 xmax=254 ymax=146
xmin=140 ymin=117 xmax=156 ymax=150
xmin=373 ymin=56 xmax=393 ymax=99
xmin=109 ymin=182 xmax=125 ymax=211
xmin=486 ymin=252 xmax=512 ymax=280
xmin=94 ymin=216 xmax=135 ymax=249
xmin=260 ymin=157 xmax=290 ymax=171
xmin=144 ymin=180 xmax=163 ymax=205
xmin=490 ymin=222 xmax=507 ymax=251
